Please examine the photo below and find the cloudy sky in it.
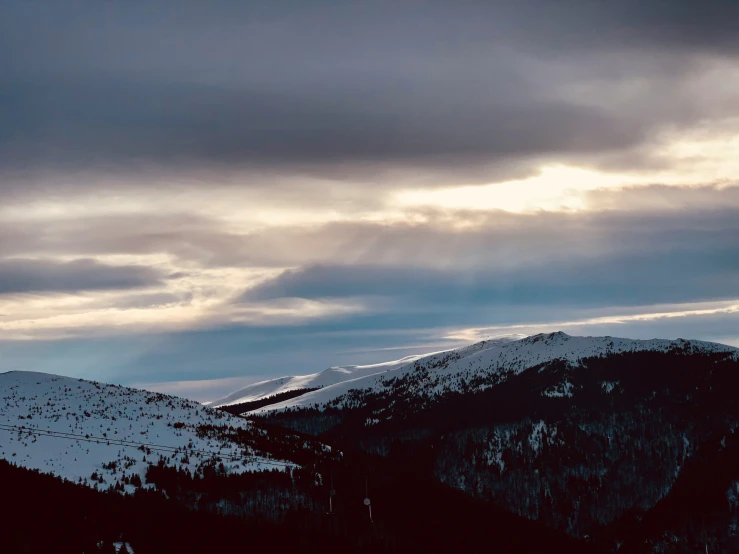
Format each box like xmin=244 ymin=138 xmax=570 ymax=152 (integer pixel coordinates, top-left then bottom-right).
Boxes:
xmin=1 ymin=0 xmax=738 ymax=400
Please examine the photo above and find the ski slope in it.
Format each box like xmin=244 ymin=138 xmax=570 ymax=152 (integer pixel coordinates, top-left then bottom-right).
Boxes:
xmin=242 ymin=332 xmax=739 ymax=415
xmin=0 ymin=371 xmax=302 ymax=492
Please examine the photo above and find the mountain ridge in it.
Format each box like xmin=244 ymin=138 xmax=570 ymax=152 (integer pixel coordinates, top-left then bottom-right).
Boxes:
xmin=208 ymin=351 xmax=458 ymax=407
xmin=224 ymin=332 xmax=737 ymax=416
xmin=245 ymin=332 xmax=739 ymax=549
xmin=208 ymin=334 xmax=533 ymax=408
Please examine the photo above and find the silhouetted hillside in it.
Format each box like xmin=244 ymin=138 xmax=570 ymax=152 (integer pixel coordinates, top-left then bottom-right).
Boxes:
xmin=218 ymin=387 xmax=320 ymax=416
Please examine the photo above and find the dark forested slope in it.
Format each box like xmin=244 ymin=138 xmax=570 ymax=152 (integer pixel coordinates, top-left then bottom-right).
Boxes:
xmin=257 ymin=345 xmax=739 ymax=551
xmin=0 ymin=455 xmax=602 ymax=554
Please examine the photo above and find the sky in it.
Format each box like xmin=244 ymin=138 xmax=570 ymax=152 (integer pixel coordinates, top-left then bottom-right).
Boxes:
xmin=1 ymin=0 xmax=738 ymax=401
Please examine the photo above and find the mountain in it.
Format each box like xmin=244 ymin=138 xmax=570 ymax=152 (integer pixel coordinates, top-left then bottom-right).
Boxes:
xmin=208 ymin=332 xmax=528 ymax=409
xmin=208 ymin=350 xmax=465 ymax=408
xmin=210 ymin=334 xmax=525 ymax=412
xmin=231 ymin=332 xmax=736 ymax=416
xmin=232 ymin=332 xmax=739 ymax=551
xmin=0 ymin=370 xmax=334 ymax=496
xmin=7 ymin=332 xmax=739 ymax=552
xmin=0 ymin=371 xmax=603 ymax=554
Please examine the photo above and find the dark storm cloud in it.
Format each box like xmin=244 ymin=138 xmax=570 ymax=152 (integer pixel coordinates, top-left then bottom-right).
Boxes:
xmin=0 ymin=79 xmax=642 ymax=171
xmin=501 ymin=0 xmax=739 ymax=53
xmin=1 ymin=0 xmax=737 ymax=179
xmin=0 ymin=258 xmax=166 ymax=295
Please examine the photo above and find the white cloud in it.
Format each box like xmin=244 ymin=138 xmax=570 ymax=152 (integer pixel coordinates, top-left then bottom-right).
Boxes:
xmin=444 ymin=299 xmax=739 ymax=342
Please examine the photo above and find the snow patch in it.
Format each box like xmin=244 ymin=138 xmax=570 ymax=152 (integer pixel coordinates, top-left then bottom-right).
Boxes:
xmin=528 ymin=420 xmax=548 ymax=453
xmin=601 ymin=381 xmax=620 ymax=394
xmin=543 ymin=380 xmax=574 ymax=398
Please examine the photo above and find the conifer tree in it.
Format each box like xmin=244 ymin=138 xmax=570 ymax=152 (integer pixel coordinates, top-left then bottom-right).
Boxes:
xmin=99 ymin=541 xmax=117 ymax=554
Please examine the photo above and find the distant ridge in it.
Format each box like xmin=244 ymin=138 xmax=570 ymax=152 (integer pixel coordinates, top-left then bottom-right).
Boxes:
xmin=209 ymin=334 xmax=527 ymax=409
xmin=215 ymin=332 xmax=737 ymax=416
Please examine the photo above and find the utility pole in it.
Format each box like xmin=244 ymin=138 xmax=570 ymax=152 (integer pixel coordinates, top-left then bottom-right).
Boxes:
xmin=364 ymin=475 xmax=372 ymax=522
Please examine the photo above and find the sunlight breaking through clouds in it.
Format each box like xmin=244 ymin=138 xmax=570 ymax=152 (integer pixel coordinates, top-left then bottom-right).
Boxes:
xmin=2 ymin=0 xmax=739 ymax=392
xmin=395 ymin=128 xmax=739 ymax=214
xmin=444 ymin=300 xmax=739 ymax=343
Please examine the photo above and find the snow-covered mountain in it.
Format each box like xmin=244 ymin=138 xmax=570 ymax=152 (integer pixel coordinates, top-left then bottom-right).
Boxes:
xmin=0 ymin=371 xmax=329 ymax=492
xmin=210 ymin=335 xmax=525 ymax=409
xmin=5 ymin=333 xmax=739 ymax=552
xmin=234 ymin=332 xmax=737 ymax=415
xmin=246 ymin=331 xmax=739 ymax=548
xmin=208 ymin=351 xmax=458 ymax=408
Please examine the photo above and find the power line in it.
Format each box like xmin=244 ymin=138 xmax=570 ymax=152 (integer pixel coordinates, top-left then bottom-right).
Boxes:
xmin=1 ymin=421 xmax=374 ymax=519
xmin=0 ymin=422 xmax=293 ymax=469
xmin=2 ymin=423 xmax=198 ymax=456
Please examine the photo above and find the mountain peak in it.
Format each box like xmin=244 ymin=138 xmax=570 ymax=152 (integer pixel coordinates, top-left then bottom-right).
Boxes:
xmin=522 ymin=331 xmax=571 ymax=344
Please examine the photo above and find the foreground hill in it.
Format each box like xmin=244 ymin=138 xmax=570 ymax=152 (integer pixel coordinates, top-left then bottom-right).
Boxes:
xmin=1 ymin=454 xmax=604 ymax=554
xmin=0 ymin=371 xmax=332 ymax=494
